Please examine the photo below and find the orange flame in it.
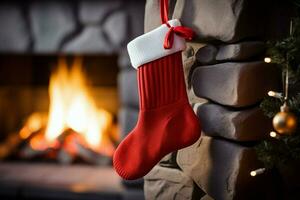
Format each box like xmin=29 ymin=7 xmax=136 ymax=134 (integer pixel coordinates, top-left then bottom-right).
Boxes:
xmin=21 ymin=58 xmax=116 ymax=156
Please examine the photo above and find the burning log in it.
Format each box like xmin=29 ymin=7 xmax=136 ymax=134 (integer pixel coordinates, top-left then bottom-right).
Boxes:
xmin=12 ymin=127 xmax=113 ymax=165
xmin=56 ymin=128 xmax=111 ymax=165
xmin=19 ymin=145 xmax=52 ymax=160
xmin=1 ymin=122 xmax=117 ymax=164
xmin=75 ymin=141 xmax=111 ymax=165
xmin=57 ymin=148 xmax=74 ymax=165
xmin=0 ymin=127 xmax=44 ymax=160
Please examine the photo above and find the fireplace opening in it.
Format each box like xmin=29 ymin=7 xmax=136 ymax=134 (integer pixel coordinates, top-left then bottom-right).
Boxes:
xmin=0 ymin=54 xmax=120 ymax=165
xmin=0 ymin=0 xmax=146 ymax=199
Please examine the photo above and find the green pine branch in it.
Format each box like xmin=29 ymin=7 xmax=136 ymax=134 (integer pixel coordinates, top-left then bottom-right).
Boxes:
xmin=256 ymin=16 xmax=300 ymax=169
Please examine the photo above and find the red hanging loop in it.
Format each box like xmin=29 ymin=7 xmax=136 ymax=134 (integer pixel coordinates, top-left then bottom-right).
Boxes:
xmin=160 ymin=0 xmax=195 ymax=49
xmin=160 ymin=0 xmax=169 ymax=24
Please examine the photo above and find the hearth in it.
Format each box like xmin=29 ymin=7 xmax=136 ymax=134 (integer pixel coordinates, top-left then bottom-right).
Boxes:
xmin=0 ymin=162 xmax=123 ymax=200
xmin=0 ymin=54 xmax=125 ymax=199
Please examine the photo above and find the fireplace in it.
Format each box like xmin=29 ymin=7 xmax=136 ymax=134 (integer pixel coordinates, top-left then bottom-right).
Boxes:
xmin=0 ymin=0 xmax=145 ymax=199
xmin=0 ymin=55 xmax=119 ymax=164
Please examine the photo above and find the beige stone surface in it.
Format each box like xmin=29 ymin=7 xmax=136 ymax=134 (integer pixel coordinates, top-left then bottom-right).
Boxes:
xmin=177 ymin=136 xmax=275 ymax=200
xmin=144 ymin=165 xmax=194 ymax=200
xmin=192 ymin=62 xmax=280 ymax=107
xmin=196 ymin=103 xmax=272 ymax=141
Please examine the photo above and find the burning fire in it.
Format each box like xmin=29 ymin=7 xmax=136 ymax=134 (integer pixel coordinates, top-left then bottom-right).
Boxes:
xmin=19 ymin=58 xmax=117 ymax=158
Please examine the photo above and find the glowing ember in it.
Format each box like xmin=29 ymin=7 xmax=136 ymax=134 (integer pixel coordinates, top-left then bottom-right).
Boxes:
xmin=19 ymin=58 xmax=117 ymax=158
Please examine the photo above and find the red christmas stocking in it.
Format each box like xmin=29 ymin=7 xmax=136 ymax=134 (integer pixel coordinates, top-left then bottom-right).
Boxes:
xmin=113 ymin=18 xmax=201 ymax=180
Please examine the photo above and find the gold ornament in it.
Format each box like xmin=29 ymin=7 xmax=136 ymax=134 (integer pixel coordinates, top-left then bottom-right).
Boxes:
xmin=273 ymin=104 xmax=297 ymax=135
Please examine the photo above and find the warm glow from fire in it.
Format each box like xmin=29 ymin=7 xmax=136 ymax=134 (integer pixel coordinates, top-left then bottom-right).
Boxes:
xmin=45 ymin=58 xmax=112 ymax=151
xmin=20 ymin=113 xmax=47 ymax=140
xmin=20 ymin=58 xmax=117 ymax=157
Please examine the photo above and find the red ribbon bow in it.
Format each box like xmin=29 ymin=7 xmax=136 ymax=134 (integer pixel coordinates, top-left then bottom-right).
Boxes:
xmin=164 ymin=23 xmax=195 ymax=49
xmin=160 ymin=0 xmax=195 ymax=49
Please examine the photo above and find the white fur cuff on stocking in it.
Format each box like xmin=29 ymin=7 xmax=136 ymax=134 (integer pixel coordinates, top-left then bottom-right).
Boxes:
xmin=127 ymin=19 xmax=186 ymax=69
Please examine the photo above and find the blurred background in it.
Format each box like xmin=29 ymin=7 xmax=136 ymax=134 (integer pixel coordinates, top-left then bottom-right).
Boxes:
xmin=0 ymin=0 xmax=145 ymax=199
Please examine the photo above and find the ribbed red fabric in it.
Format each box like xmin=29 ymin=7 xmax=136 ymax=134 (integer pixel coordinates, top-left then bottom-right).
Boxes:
xmin=113 ymin=52 xmax=201 ymax=180
xmin=138 ymin=52 xmax=186 ymax=109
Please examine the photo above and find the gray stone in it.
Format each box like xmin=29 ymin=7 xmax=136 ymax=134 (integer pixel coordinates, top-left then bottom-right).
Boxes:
xmin=0 ymin=4 xmax=30 ymax=52
xmin=195 ymin=42 xmax=266 ymax=65
xmin=188 ymin=90 xmax=207 ymax=108
xmin=30 ymin=1 xmax=76 ymax=52
xmin=197 ymin=103 xmax=272 ymax=141
xmin=62 ymin=26 xmax=112 ymax=54
xmin=216 ymin=41 xmax=266 ymax=61
xmin=177 ymin=136 xmax=276 ymax=200
xmin=103 ymin=11 xmax=128 ymax=47
xmin=117 ymin=49 xmax=132 ymax=69
xmin=192 ymin=62 xmax=280 ymax=107
xmin=195 ymin=45 xmax=218 ymax=65
xmin=144 ymin=165 xmax=194 ymax=200
xmin=79 ymin=0 xmax=122 ymax=24
xmin=171 ymin=0 xmax=291 ymax=42
xmin=125 ymin=0 xmax=145 ymax=39
xmin=118 ymin=107 xmax=138 ymax=139
xmin=118 ymin=69 xmax=139 ymax=108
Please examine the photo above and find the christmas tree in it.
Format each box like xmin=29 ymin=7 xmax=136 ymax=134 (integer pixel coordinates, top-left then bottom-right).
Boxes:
xmin=255 ymin=1 xmax=300 ymax=170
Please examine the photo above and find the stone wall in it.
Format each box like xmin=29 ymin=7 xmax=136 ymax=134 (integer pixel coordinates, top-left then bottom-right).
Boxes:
xmin=144 ymin=0 xmax=292 ymax=199
xmin=0 ymin=0 xmax=144 ymax=54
